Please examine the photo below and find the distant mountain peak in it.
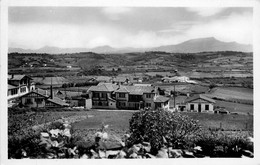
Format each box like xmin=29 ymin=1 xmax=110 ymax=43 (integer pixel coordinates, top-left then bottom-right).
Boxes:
xmin=9 ymin=37 xmax=252 ymax=54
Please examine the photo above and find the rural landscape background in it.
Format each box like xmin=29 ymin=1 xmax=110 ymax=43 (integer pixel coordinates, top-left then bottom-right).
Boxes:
xmin=6 ymin=6 xmax=254 ymax=159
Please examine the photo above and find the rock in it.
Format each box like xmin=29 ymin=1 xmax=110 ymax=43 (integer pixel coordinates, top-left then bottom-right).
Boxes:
xmin=102 ymin=132 xmax=108 ymax=140
xmin=95 ymin=132 xmax=103 ymax=138
xmin=168 ymin=148 xmax=183 ymax=158
xmin=182 ymin=150 xmax=195 ymax=158
xmin=40 ymin=132 xmax=49 ymax=138
xmin=62 ymin=128 xmax=71 ymax=138
xmin=241 ymin=150 xmax=254 ymax=158
xmin=142 ymin=142 xmax=151 ymax=153
xmin=194 ymin=146 xmax=202 ymax=152
xmin=106 ymin=150 xmax=120 ymax=158
xmin=145 ymin=153 xmax=156 ymax=158
xmin=129 ymin=153 xmax=138 ymax=158
xmin=116 ymin=150 xmax=127 ymax=159
xmin=247 ymin=137 xmax=254 ymax=143
xmin=156 ymin=148 xmax=169 ymax=158
xmin=49 ymin=129 xmax=61 ymax=137
xmin=80 ymin=154 xmax=90 ymax=159
xmin=98 ymin=150 xmax=106 ymax=158
xmin=128 ymin=144 xmax=141 ymax=155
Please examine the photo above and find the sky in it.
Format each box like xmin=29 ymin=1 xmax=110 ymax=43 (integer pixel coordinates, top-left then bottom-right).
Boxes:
xmin=8 ymin=7 xmax=253 ymax=49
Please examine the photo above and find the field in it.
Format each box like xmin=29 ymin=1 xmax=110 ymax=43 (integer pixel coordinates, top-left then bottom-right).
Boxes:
xmin=69 ymin=110 xmax=253 ymax=132
xmin=25 ymin=110 xmax=252 ymax=133
xmin=215 ymin=100 xmax=253 ymax=114
xmin=207 ymin=87 xmax=253 ymax=104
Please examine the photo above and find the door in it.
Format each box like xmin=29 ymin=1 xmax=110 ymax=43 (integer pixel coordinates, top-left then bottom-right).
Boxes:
xmin=198 ymin=104 xmax=201 ymax=112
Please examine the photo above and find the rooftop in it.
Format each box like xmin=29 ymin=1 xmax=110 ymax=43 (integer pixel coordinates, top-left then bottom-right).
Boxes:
xmin=8 ymin=74 xmax=32 ymax=80
xmin=8 ymin=84 xmax=18 ymax=89
xmin=185 ymin=94 xmax=216 ymax=103
xmin=154 ymin=95 xmax=170 ymax=103
xmin=47 ymin=97 xmax=69 ymax=106
xmin=88 ymin=83 xmax=119 ymax=92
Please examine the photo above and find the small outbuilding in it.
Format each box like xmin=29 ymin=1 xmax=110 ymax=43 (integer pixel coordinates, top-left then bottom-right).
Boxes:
xmin=185 ymin=94 xmax=215 ymax=113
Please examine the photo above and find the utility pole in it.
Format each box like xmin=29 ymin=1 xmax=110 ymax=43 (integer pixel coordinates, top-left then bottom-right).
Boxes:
xmin=174 ymin=84 xmax=176 ymax=110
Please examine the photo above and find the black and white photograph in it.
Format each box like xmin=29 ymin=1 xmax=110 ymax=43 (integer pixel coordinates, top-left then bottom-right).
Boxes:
xmin=1 ymin=0 xmax=260 ymax=164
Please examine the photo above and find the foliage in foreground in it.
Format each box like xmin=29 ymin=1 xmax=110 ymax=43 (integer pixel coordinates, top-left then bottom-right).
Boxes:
xmin=129 ymin=109 xmax=201 ymax=154
xmin=8 ymin=109 xmax=254 ymax=158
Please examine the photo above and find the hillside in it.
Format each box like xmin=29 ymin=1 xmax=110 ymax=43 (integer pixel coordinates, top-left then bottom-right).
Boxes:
xmin=153 ymin=37 xmax=252 ymax=53
xmin=9 ymin=37 xmax=252 ymax=54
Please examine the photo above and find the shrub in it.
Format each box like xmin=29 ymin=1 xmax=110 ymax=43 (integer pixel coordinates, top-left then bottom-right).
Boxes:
xmin=192 ymin=130 xmax=253 ymax=157
xmin=128 ymin=109 xmax=201 ymax=154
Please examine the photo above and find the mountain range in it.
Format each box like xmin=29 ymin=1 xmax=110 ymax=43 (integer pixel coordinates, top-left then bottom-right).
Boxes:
xmin=9 ymin=37 xmax=252 ymax=54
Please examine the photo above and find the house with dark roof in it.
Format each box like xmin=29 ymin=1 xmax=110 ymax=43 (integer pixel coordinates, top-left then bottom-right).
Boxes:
xmin=154 ymin=95 xmax=170 ymax=110
xmin=112 ymin=76 xmax=129 ymax=85
xmin=88 ymin=83 xmax=119 ymax=109
xmin=88 ymin=83 xmax=170 ymax=110
xmin=115 ymin=85 xmax=158 ymax=110
xmin=185 ymin=94 xmax=215 ymax=113
xmin=19 ymin=88 xmax=69 ymax=108
xmin=8 ymin=74 xmax=35 ymax=102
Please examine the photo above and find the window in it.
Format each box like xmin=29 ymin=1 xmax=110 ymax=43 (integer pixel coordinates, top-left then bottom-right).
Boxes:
xmin=35 ymin=98 xmax=44 ymax=104
xmin=25 ymin=98 xmax=32 ymax=104
xmin=146 ymin=94 xmax=152 ymax=98
xmin=20 ymin=87 xmax=26 ymax=93
xmin=190 ymin=104 xmax=194 ymax=110
xmin=145 ymin=103 xmax=151 ymax=107
xmin=93 ymin=101 xmax=99 ymax=106
xmin=205 ymin=104 xmax=209 ymax=111
xmin=101 ymin=93 xmax=106 ymax=98
xmin=93 ymin=92 xmax=99 ymax=98
xmin=119 ymin=93 xmax=126 ymax=98
xmin=11 ymin=89 xmax=18 ymax=95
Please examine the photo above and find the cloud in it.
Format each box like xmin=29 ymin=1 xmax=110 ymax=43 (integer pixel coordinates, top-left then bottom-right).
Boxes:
xmin=101 ymin=7 xmax=132 ymax=20
xmin=184 ymin=12 xmax=253 ymax=44
xmin=186 ymin=7 xmax=225 ymax=17
xmin=9 ymin=10 xmax=252 ymax=50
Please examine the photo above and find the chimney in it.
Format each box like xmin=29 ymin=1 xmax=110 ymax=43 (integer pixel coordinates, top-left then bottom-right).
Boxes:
xmin=50 ymin=77 xmax=53 ymax=99
xmin=50 ymin=85 xmax=53 ymax=99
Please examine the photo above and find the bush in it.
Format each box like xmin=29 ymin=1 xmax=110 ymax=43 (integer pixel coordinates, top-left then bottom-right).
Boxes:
xmin=128 ymin=109 xmax=201 ymax=154
xmin=191 ymin=130 xmax=253 ymax=157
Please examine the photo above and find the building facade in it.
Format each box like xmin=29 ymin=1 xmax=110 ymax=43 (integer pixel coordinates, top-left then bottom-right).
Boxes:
xmin=8 ymin=75 xmax=35 ymax=106
xmin=185 ymin=94 xmax=215 ymax=113
xmin=19 ymin=88 xmax=69 ymax=108
xmin=88 ymin=83 xmax=170 ymax=110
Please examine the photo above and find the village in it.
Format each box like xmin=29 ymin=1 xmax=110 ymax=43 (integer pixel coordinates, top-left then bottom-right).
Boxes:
xmin=8 ymin=73 xmax=233 ymax=114
xmin=4 ymin=5 xmax=256 ymax=159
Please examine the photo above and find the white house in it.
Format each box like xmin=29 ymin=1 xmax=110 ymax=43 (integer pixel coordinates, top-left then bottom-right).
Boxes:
xmin=8 ymin=75 xmax=35 ymax=105
xmin=154 ymin=95 xmax=170 ymax=110
xmin=185 ymin=94 xmax=215 ymax=113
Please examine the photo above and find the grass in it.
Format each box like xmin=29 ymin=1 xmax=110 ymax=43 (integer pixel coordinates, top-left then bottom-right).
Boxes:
xmin=30 ymin=110 xmax=253 ymax=132
xmin=9 ymin=109 xmax=253 ymax=150
xmin=215 ymin=100 xmax=253 ymax=114
xmin=181 ymin=112 xmax=253 ymax=131
xmin=208 ymin=87 xmax=253 ymax=104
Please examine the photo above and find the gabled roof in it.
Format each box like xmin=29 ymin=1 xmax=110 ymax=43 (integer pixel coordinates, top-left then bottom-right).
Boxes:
xmin=112 ymin=77 xmax=127 ymax=82
xmin=8 ymin=84 xmax=18 ymax=90
xmin=33 ymin=88 xmax=50 ymax=96
xmin=154 ymin=95 xmax=170 ymax=103
xmin=95 ymin=76 xmax=112 ymax=82
xmin=88 ymin=83 xmax=119 ymax=92
xmin=185 ymin=94 xmax=216 ymax=103
xmin=115 ymin=86 xmax=129 ymax=93
xmin=20 ymin=89 xmax=49 ymax=98
xmin=8 ymin=75 xmax=32 ymax=80
xmin=124 ymin=86 xmax=155 ymax=95
xmin=47 ymin=97 xmax=69 ymax=106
